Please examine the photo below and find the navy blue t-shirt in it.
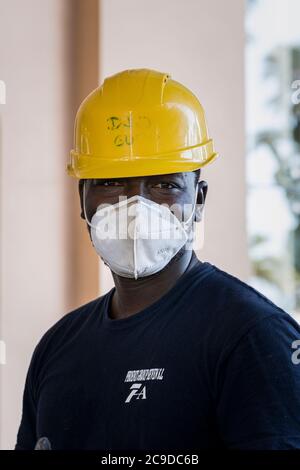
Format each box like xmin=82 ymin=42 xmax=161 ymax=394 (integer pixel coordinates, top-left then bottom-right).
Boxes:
xmin=15 ymin=261 xmax=300 ymax=450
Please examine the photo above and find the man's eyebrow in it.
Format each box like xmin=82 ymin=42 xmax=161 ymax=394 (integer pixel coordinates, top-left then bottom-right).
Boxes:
xmin=90 ymin=174 xmax=185 ymax=183
xmin=91 ymin=177 xmax=125 ymax=181
xmin=147 ymin=174 xmax=184 ymax=180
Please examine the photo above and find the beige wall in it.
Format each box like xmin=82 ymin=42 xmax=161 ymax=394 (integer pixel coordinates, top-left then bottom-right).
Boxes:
xmin=67 ymin=0 xmax=100 ymax=311
xmin=98 ymin=0 xmax=250 ymax=294
xmin=0 ymin=0 xmax=99 ymax=449
xmin=0 ymin=0 xmax=249 ymax=450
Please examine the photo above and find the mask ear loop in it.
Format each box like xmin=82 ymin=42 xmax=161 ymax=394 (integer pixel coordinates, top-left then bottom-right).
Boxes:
xmin=182 ymin=183 xmax=204 ymax=228
xmin=195 ymin=186 xmax=205 ymax=251
xmin=183 ymin=184 xmax=204 ymax=250
xmin=83 ymin=180 xmax=98 ymax=230
xmin=83 ymin=180 xmax=112 ymax=230
xmin=196 ymin=187 xmax=205 ymax=221
xmin=83 ymin=182 xmax=143 ymax=231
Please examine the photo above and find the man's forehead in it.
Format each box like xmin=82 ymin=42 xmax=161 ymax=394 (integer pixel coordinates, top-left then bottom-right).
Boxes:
xmin=89 ymin=172 xmax=191 ymax=182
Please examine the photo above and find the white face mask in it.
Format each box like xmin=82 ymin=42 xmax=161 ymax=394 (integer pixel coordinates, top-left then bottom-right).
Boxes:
xmin=83 ymin=182 xmax=202 ymax=280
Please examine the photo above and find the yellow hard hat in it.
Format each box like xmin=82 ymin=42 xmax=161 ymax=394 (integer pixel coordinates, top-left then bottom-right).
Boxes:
xmin=67 ymin=68 xmax=218 ymax=178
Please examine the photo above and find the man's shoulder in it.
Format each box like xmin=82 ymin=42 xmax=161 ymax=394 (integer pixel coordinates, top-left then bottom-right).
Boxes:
xmin=195 ymin=262 xmax=300 ymax=370
xmin=32 ymin=293 xmax=109 ymax=361
xmin=203 ymin=261 xmax=287 ymax=316
xmin=197 ymin=261 xmax=298 ymax=340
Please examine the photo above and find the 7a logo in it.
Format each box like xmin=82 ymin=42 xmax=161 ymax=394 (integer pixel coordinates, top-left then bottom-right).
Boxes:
xmin=125 ymin=383 xmax=147 ymax=403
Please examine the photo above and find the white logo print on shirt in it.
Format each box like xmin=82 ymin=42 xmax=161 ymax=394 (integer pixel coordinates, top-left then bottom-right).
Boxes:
xmin=124 ymin=368 xmax=165 ymax=403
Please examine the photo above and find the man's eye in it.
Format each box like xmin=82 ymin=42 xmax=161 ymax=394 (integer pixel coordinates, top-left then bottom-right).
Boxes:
xmin=154 ymin=182 xmax=180 ymax=189
xmin=92 ymin=179 xmax=122 ymax=187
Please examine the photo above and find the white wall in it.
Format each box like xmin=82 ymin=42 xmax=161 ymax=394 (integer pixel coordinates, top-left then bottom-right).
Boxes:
xmin=98 ymin=0 xmax=250 ymax=293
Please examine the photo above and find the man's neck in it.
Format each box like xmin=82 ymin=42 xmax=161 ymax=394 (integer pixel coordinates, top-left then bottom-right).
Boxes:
xmin=109 ymin=250 xmax=201 ymax=320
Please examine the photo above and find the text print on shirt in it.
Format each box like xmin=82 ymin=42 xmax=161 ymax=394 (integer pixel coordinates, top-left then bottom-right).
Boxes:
xmin=124 ymin=368 xmax=165 ymax=403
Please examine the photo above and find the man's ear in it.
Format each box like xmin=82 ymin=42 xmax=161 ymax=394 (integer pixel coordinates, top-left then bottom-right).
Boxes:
xmin=78 ymin=180 xmax=85 ymax=220
xmin=195 ymin=180 xmax=208 ymax=222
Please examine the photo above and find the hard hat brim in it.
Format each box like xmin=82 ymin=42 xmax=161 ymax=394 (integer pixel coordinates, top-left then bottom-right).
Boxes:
xmin=67 ymin=143 xmax=219 ymax=179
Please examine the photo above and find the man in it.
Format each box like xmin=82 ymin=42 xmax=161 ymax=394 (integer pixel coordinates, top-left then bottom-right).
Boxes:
xmin=15 ymin=69 xmax=300 ymax=450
